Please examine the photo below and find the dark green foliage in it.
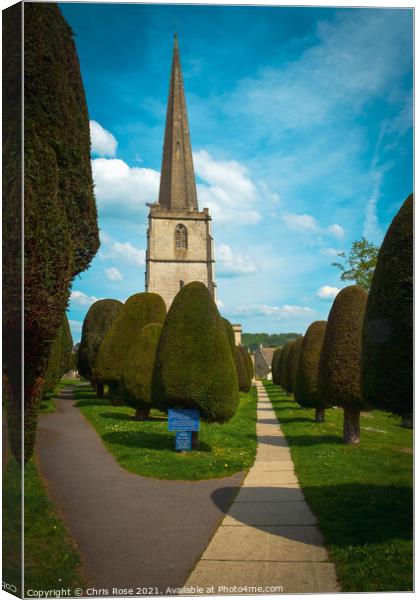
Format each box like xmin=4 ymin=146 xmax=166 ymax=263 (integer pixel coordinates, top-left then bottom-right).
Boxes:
xmin=271 ymin=348 xmax=282 ymax=385
xmin=78 ymin=299 xmax=123 ymax=382
xmin=319 ymin=285 xmax=368 ymax=443
xmin=241 ymin=346 xmax=254 ymax=380
xmin=222 ymin=318 xmax=236 ymax=356
xmin=286 ymin=336 xmax=303 ymax=394
xmin=235 ymin=346 xmax=251 ymax=393
xmin=94 ymin=293 xmax=166 ymax=389
xmin=295 ymin=321 xmax=327 ymax=412
xmin=242 ymin=332 xmax=300 ymax=352
xmin=152 ymin=282 xmax=239 ymax=423
xmin=120 ymin=323 xmax=162 ymax=419
xmin=362 ymin=195 xmax=413 ymax=420
xmin=43 ymin=315 xmax=73 ymax=395
xmin=3 ymin=4 xmax=99 ymax=463
xmin=279 ymin=341 xmax=293 ymax=392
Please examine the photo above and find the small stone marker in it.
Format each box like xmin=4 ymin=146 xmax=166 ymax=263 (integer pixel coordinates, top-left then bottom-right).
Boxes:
xmin=168 ymin=408 xmax=199 ymax=452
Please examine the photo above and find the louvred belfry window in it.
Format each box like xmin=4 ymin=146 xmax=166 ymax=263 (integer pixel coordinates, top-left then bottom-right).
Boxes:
xmin=175 ymin=224 xmax=188 ymax=249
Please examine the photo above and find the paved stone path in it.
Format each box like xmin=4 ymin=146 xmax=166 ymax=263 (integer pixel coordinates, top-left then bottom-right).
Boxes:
xmin=36 ymin=386 xmax=245 ymax=595
xmin=185 ymin=381 xmax=340 ymax=594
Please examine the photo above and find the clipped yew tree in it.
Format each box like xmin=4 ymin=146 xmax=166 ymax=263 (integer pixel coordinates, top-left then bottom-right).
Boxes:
xmin=3 ymin=4 xmax=99 ymax=463
xmin=286 ymin=336 xmax=303 ymax=395
xmin=362 ymin=194 xmax=413 ymax=427
xmin=241 ymin=345 xmax=254 ymax=381
xmin=152 ymin=282 xmax=239 ymax=447
xmin=94 ymin=293 xmax=166 ymax=402
xmin=319 ymin=285 xmax=368 ymax=443
xmin=235 ymin=346 xmax=251 ymax=393
xmin=78 ymin=299 xmax=123 ymax=396
xmin=222 ymin=318 xmax=236 ymax=356
xmin=120 ymin=323 xmax=162 ymax=420
xmin=271 ymin=348 xmax=282 ymax=385
xmin=294 ymin=321 xmax=327 ymax=422
xmin=279 ymin=341 xmax=293 ymax=393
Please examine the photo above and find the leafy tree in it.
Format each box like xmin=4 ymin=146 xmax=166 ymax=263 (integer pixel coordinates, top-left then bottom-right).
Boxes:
xmin=319 ymin=285 xmax=368 ymax=443
xmin=286 ymin=336 xmax=303 ymax=395
xmin=362 ymin=194 xmax=413 ymax=427
xmin=78 ymin=299 xmax=123 ymax=396
xmin=235 ymin=346 xmax=250 ymax=392
xmin=120 ymin=323 xmax=162 ymax=420
xmin=152 ymin=282 xmax=239 ymax=448
xmin=271 ymin=348 xmax=282 ymax=385
xmin=242 ymin=332 xmax=300 ymax=352
xmin=279 ymin=341 xmax=293 ymax=393
xmin=332 ymin=237 xmax=379 ymax=291
xmin=3 ymin=4 xmax=99 ymax=463
xmin=94 ymin=293 xmax=166 ymax=403
xmin=294 ymin=321 xmax=327 ymax=422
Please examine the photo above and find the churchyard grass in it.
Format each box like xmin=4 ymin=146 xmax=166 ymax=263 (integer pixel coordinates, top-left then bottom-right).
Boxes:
xmin=264 ymin=380 xmax=413 ymax=592
xmin=76 ymin=382 xmax=257 ymax=480
xmin=2 ymin=458 xmax=86 ymax=595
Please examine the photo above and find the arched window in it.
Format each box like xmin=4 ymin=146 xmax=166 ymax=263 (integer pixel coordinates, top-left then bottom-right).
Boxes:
xmin=175 ymin=224 xmax=188 ymax=249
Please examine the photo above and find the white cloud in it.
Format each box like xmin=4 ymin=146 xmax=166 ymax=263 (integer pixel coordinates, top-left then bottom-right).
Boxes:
xmin=283 ymin=212 xmax=345 ymax=238
xmin=92 ymin=158 xmax=160 ymax=218
xmin=90 ymin=121 xmax=118 ymax=157
xmin=105 ymin=267 xmax=123 ymax=282
xmin=194 ymin=150 xmax=275 ymax=225
xmin=232 ymin=304 xmax=315 ymax=319
xmin=216 ymin=243 xmax=258 ymax=277
xmin=100 ymin=235 xmax=145 ymax=267
xmin=68 ymin=319 xmax=83 ymax=333
xmin=320 ymin=247 xmax=342 ymax=257
xmin=316 ymin=286 xmax=341 ymax=300
xmin=70 ymin=291 xmax=101 ymax=307
xmin=216 ymin=298 xmax=224 ymax=310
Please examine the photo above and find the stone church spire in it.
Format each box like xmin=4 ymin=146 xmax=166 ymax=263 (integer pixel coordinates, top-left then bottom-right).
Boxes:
xmin=158 ymin=33 xmax=198 ymax=211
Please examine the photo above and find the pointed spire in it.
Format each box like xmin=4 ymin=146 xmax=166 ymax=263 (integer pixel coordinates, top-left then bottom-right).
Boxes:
xmin=158 ymin=34 xmax=198 ymax=211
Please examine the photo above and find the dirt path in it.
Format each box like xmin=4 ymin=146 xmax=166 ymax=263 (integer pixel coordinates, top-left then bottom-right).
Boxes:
xmin=36 ymin=386 xmax=245 ymax=595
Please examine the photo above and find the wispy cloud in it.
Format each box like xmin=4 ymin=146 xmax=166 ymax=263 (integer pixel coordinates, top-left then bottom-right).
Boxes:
xmin=99 ymin=233 xmax=146 ymax=267
xmin=216 ymin=243 xmax=258 ymax=277
xmin=70 ymin=291 xmax=101 ymax=307
xmin=231 ymin=304 xmax=315 ymax=319
xmin=105 ymin=266 xmax=123 ymax=282
xmin=316 ymin=285 xmax=341 ymax=300
xmin=283 ymin=213 xmax=344 ymax=238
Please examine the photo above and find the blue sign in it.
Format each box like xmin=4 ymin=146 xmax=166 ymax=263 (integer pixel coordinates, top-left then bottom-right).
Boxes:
xmin=168 ymin=408 xmax=199 ymax=432
xmin=175 ymin=431 xmax=192 ymax=451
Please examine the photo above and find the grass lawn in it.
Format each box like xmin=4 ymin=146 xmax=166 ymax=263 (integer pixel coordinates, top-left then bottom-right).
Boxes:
xmin=75 ymin=383 xmax=257 ymax=480
xmin=264 ymin=381 xmax=413 ymax=592
xmin=2 ymin=458 xmax=86 ymax=595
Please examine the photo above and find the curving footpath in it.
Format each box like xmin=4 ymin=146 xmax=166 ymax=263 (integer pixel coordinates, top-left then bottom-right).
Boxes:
xmin=36 ymin=386 xmax=245 ymax=595
xmin=185 ymin=380 xmax=340 ymax=594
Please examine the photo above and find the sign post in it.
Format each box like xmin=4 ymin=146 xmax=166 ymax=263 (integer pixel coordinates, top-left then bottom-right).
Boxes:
xmin=168 ymin=408 xmax=199 ymax=451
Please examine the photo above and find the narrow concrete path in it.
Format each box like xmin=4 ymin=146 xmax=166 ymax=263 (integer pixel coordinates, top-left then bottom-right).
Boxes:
xmin=185 ymin=381 xmax=340 ymax=594
xmin=36 ymin=386 xmax=245 ymax=595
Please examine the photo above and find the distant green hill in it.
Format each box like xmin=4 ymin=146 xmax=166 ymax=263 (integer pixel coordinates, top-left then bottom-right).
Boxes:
xmin=242 ymin=333 xmax=301 ymax=352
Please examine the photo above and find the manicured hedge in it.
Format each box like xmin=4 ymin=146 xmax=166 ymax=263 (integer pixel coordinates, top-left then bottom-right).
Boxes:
xmin=319 ymin=285 xmax=369 ymax=443
xmin=362 ymin=194 xmax=413 ymax=425
xmin=286 ymin=336 xmax=303 ymax=394
xmin=152 ymin=282 xmax=239 ymax=424
xmin=279 ymin=341 xmax=293 ymax=393
xmin=271 ymin=348 xmax=282 ymax=385
xmin=235 ymin=346 xmax=251 ymax=393
xmin=294 ymin=321 xmax=327 ymax=421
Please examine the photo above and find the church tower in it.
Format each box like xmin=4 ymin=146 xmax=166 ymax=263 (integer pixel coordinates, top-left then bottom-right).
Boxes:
xmin=145 ymin=34 xmax=216 ymax=309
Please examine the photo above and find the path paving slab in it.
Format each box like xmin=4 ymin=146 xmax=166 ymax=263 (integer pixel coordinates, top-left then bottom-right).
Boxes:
xmin=185 ymin=381 xmax=339 ymax=593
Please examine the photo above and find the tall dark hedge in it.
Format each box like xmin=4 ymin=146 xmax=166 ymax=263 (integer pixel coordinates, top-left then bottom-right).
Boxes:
xmin=294 ymin=321 xmax=327 ymax=421
xmin=319 ymin=285 xmax=368 ymax=443
xmin=3 ymin=3 xmax=23 ymax=469
xmin=279 ymin=341 xmax=293 ymax=393
xmin=362 ymin=194 xmax=413 ymax=424
xmin=222 ymin=318 xmax=236 ymax=356
xmin=4 ymin=4 xmax=99 ymax=463
xmin=235 ymin=346 xmax=251 ymax=393
xmin=286 ymin=336 xmax=303 ymax=395
xmin=43 ymin=315 xmax=73 ymax=395
xmin=241 ymin=345 xmax=254 ymax=381
xmin=78 ymin=299 xmax=123 ymax=383
xmin=271 ymin=348 xmax=282 ymax=385
xmin=152 ymin=282 xmax=239 ymax=423
xmin=94 ymin=293 xmax=166 ymax=399
xmin=120 ymin=323 xmax=162 ymax=420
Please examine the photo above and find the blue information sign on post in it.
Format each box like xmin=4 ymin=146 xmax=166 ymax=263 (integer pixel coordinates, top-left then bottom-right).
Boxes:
xmin=175 ymin=431 xmax=192 ymax=451
xmin=168 ymin=409 xmax=199 ymax=432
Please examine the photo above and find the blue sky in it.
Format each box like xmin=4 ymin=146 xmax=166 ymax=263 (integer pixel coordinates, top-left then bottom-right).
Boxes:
xmin=59 ymin=3 xmax=413 ymax=343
